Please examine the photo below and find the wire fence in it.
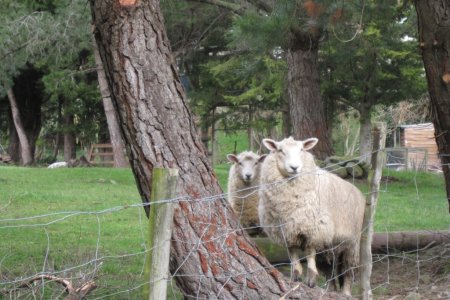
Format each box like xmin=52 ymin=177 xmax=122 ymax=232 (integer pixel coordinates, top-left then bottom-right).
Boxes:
xmin=0 ymin=151 xmax=449 ymax=299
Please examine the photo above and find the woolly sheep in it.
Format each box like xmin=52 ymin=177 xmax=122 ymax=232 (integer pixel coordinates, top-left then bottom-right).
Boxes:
xmin=258 ymin=137 xmax=365 ymax=296
xmin=47 ymin=161 xmax=68 ymax=169
xmin=227 ymin=151 xmax=267 ymax=235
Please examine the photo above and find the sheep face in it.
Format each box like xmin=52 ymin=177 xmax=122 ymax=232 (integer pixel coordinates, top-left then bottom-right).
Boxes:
xmin=227 ymin=151 xmax=267 ymax=184
xmin=262 ymin=137 xmax=318 ymax=177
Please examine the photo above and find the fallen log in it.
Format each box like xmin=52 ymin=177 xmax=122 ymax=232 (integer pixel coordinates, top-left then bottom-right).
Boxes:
xmin=253 ymin=230 xmax=450 ymax=263
xmin=371 ymin=230 xmax=450 ymax=253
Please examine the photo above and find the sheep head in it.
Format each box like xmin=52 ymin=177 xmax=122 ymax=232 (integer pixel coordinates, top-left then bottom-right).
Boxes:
xmin=262 ymin=137 xmax=318 ymax=177
xmin=227 ymin=151 xmax=267 ymax=184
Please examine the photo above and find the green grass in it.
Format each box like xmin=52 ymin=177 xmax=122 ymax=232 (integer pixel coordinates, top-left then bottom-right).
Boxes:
xmin=0 ymin=166 xmax=147 ymax=299
xmin=374 ymin=169 xmax=449 ymax=231
xmin=214 ymin=130 xmax=250 ymax=163
xmin=0 ymin=159 xmax=448 ymax=298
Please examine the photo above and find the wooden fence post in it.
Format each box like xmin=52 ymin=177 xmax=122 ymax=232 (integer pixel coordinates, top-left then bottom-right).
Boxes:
xmin=144 ymin=168 xmax=178 ymax=300
xmin=359 ymin=122 xmax=386 ymax=300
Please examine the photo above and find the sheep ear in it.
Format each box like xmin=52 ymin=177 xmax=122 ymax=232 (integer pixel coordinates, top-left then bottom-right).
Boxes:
xmin=303 ymin=138 xmax=318 ymax=151
xmin=258 ymin=154 xmax=268 ymax=163
xmin=262 ymin=139 xmax=278 ymax=152
xmin=227 ymin=154 xmax=239 ymax=163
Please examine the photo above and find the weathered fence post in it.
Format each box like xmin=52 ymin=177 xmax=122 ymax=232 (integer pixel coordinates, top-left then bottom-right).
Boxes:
xmin=360 ymin=122 xmax=386 ymax=300
xmin=144 ymin=168 xmax=178 ymax=300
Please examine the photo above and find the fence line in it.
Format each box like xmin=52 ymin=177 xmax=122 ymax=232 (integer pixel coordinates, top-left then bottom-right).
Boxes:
xmin=0 ymin=148 xmax=449 ymax=299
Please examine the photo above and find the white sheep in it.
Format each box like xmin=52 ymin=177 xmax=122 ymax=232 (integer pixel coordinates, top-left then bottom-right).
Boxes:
xmin=258 ymin=137 xmax=365 ymax=296
xmin=47 ymin=161 xmax=68 ymax=169
xmin=227 ymin=151 xmax=267 ymax=235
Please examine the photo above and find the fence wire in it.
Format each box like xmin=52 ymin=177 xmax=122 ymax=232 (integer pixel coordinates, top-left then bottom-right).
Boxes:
xmin=0 ymin=150 xmax=449 ymax=299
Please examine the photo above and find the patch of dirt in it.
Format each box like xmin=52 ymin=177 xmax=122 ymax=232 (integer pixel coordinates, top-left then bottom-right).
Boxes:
xmin=370 ymin=243 xmax=450 ymax=299
xmin=276 ymin=243 xmax=450 ymax=299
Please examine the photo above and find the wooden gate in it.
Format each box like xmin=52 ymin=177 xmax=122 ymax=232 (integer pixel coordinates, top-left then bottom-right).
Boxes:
xmin=87 ymin=143 xmax=114 ymax=166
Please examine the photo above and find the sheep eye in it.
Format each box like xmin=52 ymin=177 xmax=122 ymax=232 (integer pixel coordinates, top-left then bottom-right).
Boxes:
xmin=238 ymin=162 xmax=243 ymax=166
xmin=278 ymin=149 xmax=284 ymax=155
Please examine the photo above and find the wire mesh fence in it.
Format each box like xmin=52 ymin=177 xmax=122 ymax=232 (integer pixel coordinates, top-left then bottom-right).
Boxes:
xmin=0 ymin=151 xmax=449 ymax=299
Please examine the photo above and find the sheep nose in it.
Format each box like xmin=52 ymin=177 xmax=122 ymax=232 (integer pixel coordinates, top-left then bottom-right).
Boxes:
xmin=245 ymin=174 xmax=252 ymax=180
xmin=290 ymin=166 xmax=298 ymax=173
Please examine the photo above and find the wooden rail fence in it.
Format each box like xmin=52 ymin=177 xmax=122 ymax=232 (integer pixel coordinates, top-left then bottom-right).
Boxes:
xmin=86 ymin=144 xmax=114 ymax=166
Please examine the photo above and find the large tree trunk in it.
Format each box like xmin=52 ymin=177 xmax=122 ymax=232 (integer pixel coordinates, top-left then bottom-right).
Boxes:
xmin=52 ymin=98 xmax=63 ymax=160
xmin=6 ymin=88 xmax=33 ymax=165
xmin=414 ymin=1 xmax=450 ymax=212
xmin=16 ymin=66 xmax=43 ymax=161
xmin=4 ymin=66 xmax=43 ymax=165
xmin=8 ymin=121 xmax=20 ymax=163
xmin=93 ymin=41 xmax=129 ymax=168
xmin=63 ymin=99 xmax=76 ymax=162
xmin=359 ymin=104 xmax=373 ymax=165
xmin=286 ymin=46 xmax=334 ymax=160
xmin=89 ymin=1 xmax=343 ymax=298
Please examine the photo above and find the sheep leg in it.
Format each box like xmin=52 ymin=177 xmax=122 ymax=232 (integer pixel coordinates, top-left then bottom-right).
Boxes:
xmin=316 ymin=252 xmax=338 ymax=292
xmin=340 ymin=250 xmax=355 ymax=296
xmin=288 ymin=247 xmax=303 ymax=282
xmin=340 ymin=265 xmax=355 ymax=296
xmin=322 ymin=262 xmax=337 ymax=292
xmin=305 ymin=248 xmax=319 ymax=288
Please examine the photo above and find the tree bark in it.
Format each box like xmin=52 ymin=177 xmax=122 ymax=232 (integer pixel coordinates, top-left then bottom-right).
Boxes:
xmin=92 ymin=41 xmax=129 ymax=168
xmin=4 ymin=66 xmax=43 ymax=165
xmin=7 ymin=121 xmax=20 ymax=163
xmin=360 ymin=122 xmax=385 ymax=300
xmin=63 ymin=99 xmax=76 ymax=162
xmin=6 ymin=88 xmax=33 ymax=165
xmin=359 ymin=105 xmax=373 ymax=165
xmin=52 ymin=98 xmax=63 ymax=161
xmin=286 ymin=46 xmax=334 ymax=160
xmin=414 ymin=1 xmax=450 ymax=212
xmin=89 ymin=1 xmax=344 ymax=298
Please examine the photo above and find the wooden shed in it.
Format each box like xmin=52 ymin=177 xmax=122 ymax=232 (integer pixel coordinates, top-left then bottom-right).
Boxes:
xmin=390 ymin=123 xmax=441 ymax=171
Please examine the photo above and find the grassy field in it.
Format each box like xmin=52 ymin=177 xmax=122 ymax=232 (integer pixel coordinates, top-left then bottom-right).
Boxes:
xmin=0 ymin=162 xmax=448 ymax=298
xmin=0 ymin=167 xmax=147 ymax=299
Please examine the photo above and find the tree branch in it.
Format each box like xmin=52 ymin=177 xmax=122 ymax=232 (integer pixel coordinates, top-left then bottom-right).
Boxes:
xmin=0 ymin=40 xmax=34 ymax=62
xmin=189 ymin=0 xmax=244 ymax=15
xmin=0 ymin=275 xmax=97 ymax=300
xmin=336 ymin=97 xmax=360 ymax=111
xmin=247 ymin=0 xmax=273 ymax=13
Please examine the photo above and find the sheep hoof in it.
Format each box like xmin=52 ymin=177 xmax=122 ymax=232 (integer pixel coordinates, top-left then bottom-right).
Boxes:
xmin=306 ymin=269 xmax=318 ymax=288
xmin=326 ymin=280 xmax=337 ymax=292
xmin=342 ymin=288 xmax=352 ymax=296
xmin=291 ymin=270 xmax=302 ymax=283
xmin=307 ymin=279 xmax=316 ymax=288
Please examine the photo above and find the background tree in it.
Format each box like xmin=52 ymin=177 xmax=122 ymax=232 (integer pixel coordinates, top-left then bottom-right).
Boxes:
xmin=0 ymin=1 xmax=126 ymax=164
xmin=193 ymin=0 xmax=350 ymax=159
xmin=0 ymin=0 xmax=92 ymax=163
xmin=189 ymin=52 xmax=286 ymax=152
xmin=163 ymin=1 xmax=234 ymax=152
xmin=6 ymin=86 xmax=33 ymax=165
xmin=414 ymin=1 xmax=450 ymax=212
xmin=0 ymin=1 xmax=53 ymax=164
xmin=93 ymin=41 xmax=129 ymax=167
xmin=89 ymin=0 xmax=341 ymax=298
xmin=42 ymin=66 xmax=104 ymax=161
xmin=321 ymin=1 xmax=426 ymax=163
xmin=3 ymin=64 xmax=45 ymax=165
